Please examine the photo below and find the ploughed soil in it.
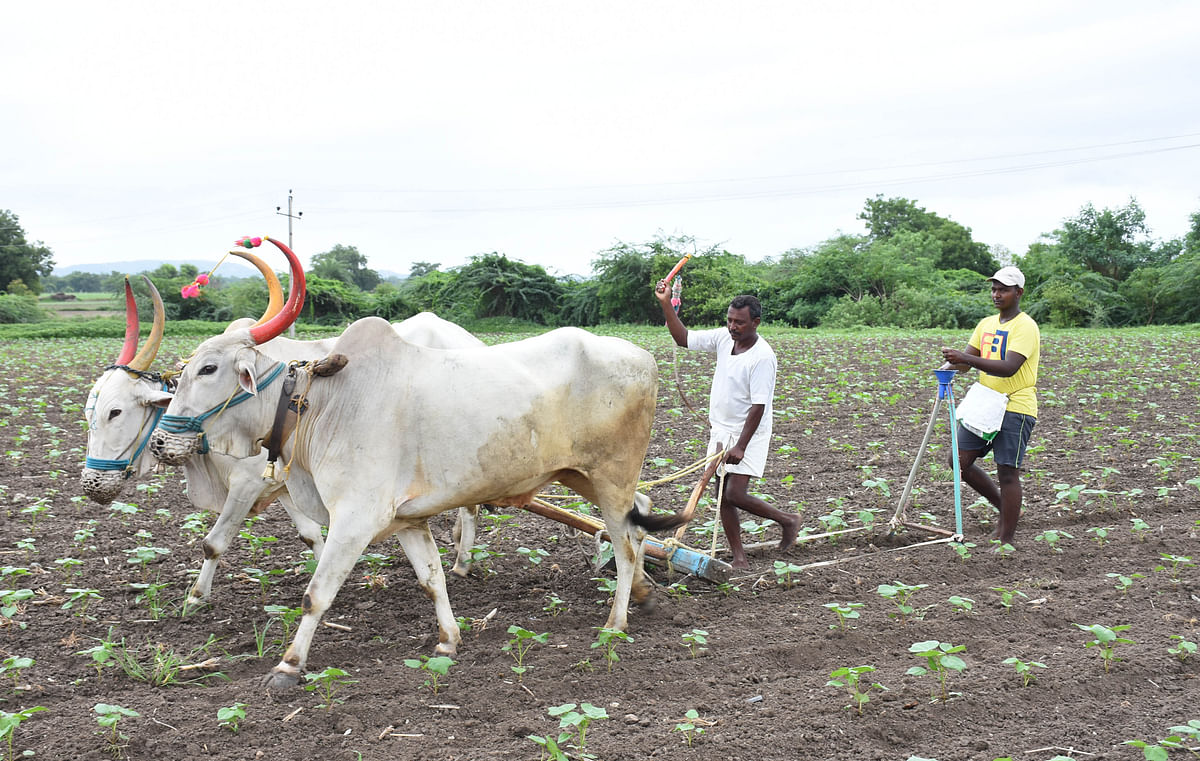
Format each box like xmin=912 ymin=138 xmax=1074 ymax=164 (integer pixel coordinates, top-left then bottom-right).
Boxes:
xmin=1 ymin=329 xmax=1197 ymax=761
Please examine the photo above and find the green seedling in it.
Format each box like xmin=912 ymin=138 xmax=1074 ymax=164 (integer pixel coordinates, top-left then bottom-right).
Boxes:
xmin=1075 ymin=623 xmax=1134 ymax=673
xmin=403 ymin=655 xmax=454 ymax=695
xmin=216 ymin=702 xmax=247 ymax=733
xmin=906 ymin=640 xmax=967 ymax=701
xmin=681 ymin=629 xmax=708 ymax=658
xmin=94 ymin=703 xmax=139 ymax=755
xmin=876 ymin=581 xmax=928 ymax=622
xmin=1167 ymin=636 xmax=1197 ymax=662
xmin=264 ymin=604 xmax=304 ymax=647
xmin=128 ymin=578 xmax=170 ymax=620
xmin=1033 ymin=529 xmax=1073 ymax=553
xmin=516 ymin=546 xmax=550 ymax=566
xmin=716 ymin=581 xmax=741 ymax=597
xmin=77 ymin=630 xmax=120 ymax=681
xmin=591 ymin=627 xmax=632 ymax=672
xmin=990 ymin=585 xmax=1028 ymax=610
xmin=1130 ymin=517 xmax=1152 ymax=542
xmin=0 ymin=705 xmax=46 ymax=761
xmin=1126 ymin=720 xmax=1200 ymax=761
xmin=1086 ymin=526 xmax=1112 ymax=546
xmin=823 ymin=601 xmax=864 ymax=631
xmin=772 ymin=560 xmax=804 ymax=589
xmin=826 ymin=664 xmax=887 ymax=715
xmin=62 ymin=588 xmax=103 ymax=621
xmin=0 ymin=589 xmax=34 ymax=629
xmin=304 ymin=666 xmax=357 ymax=709
xmin=673 ymin=708 xmax=709 ymax=746
xmin=542 ymin=593 xmax=566 ymax=617
xmin=990 ymin=540 xmax=1016 ymax=558
xmin=1154 ymin=553 xmax=1194 ymax=582
xmin=1001 ymin=657 xmax=1046 ymax=687
xmin=503 ymin=625 xmax=548 ymax=681
xmin=0 ymin=657 xmax=32 ymax=693
xmin=949 ymin=541 xmax=975 ymax=563
xmin=251 ymin=619 xmax=275 ymax=658
xmin=548 ymin=702 xmax=608 ymax=750
xmin=593 ymin=577 xmax=618 ymax=605
xmin=54 ymin=556 xmax=83 ymax=578
xmin=947 ymin=596 xmax=974 ymax=614
xmin=1106 ymin=572 xmax=1145 ymax=596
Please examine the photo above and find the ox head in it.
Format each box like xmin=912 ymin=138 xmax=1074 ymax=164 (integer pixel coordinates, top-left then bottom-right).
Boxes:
xmin=81 ymin=276 xmax=171 ymax=504
xmin=150 ymin=237 xmax=305 ymax=464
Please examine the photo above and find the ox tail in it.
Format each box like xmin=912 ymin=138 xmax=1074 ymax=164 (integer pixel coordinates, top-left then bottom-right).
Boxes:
xmin=625 ymin=492 xmax=690 ymax=533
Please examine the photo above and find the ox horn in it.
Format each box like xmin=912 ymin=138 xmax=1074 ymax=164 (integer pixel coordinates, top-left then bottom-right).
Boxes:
xmin=248 ymin=237 xmax=306 ymax=345
xmin=115 ymin=277 xmax=140 ymax=366
xmin=126 ymin=276 xmax=165 ymax=372
xmin=229 ymin=249 xmax=285 ymax=326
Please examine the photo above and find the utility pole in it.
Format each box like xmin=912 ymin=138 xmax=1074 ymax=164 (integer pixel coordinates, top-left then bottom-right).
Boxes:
xmin=275 ymin=190 xmax=303 ymax=336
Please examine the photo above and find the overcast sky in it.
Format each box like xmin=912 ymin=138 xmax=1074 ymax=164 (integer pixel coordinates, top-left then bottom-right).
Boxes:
xmin=6 ymin=1 xmax=1198 ymax=278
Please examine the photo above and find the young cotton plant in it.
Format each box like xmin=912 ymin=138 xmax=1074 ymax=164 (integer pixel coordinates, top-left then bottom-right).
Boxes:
xmin=0 ymin=705 xmax=46 ymax=761
xmin=503 ymin=625 xmax=548 ymax=681
xmin=876 ymin=581 xmax=928 ymax=623
xmin=1002 ymin=657 xmax=1047 ymax=687
xmin=907 ymin=641 xmax=967 ymax=702
xmin=1075 ymin=623 xmax=1134 ymax=674
xmin=591 ymin=627 xmax=633 ymax=673
xmin=826 ymin=664 xmax=887 ymax=715
xmin=823 ymin=602 xmax=864 ymax=631
xmin=403 ymin=655 xmax=454 ymax=695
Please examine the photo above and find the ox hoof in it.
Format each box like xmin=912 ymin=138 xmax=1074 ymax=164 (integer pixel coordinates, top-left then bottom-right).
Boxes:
xmin=449 ymin=564 xmax=470 ymax=579
xmin=261 ymin=668 xmax=302 ymax=691
xmin=434 ymin=642 xmax=458 ymax=657
xmin=181 ymin=596 xmax=211 ymax=616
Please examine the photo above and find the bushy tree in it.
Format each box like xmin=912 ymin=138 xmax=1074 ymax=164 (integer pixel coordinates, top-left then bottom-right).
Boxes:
xmin=859 ymin=195 xmax=997 ymax=274
xmin=441 ymin=253 xmax=564 ymax=324
xmin=1055 ymin=199 xmax=1167 ymax=282
xmin=303 ymin=275 xmax=371 ymax=325
xmin=311 ymin=244 xmax=381 ymax=292
xmin=0 ymin=210 xmax=55 ymax=294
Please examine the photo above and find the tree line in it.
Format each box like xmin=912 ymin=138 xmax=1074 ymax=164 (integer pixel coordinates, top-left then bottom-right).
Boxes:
xmin=3 ymin=196 xmax=1198 ymax=328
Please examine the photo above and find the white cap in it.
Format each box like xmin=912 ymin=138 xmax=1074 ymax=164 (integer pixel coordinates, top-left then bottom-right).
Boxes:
xmin=989 ymin=266 xmax=1025 ymax=288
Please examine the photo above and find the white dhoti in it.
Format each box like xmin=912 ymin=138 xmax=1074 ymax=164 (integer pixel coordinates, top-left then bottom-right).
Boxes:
xmin=707 ymin=427 xmax=769 ymax=478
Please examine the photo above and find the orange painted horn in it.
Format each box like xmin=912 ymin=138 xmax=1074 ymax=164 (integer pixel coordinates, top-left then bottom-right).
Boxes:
xmin=229 ymin=250 xmax=285 ymax=325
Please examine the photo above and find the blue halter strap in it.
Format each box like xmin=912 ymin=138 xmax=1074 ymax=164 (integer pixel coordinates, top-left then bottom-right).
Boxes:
xmin=157 ymin=362 xmax=286 ymax=455
xmin=85 ymin=374 xmax=171 ymax=478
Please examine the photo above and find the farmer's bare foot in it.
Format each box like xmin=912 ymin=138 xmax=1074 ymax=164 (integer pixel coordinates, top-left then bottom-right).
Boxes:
xmin=731 ymin=557 xmax=750 ymax=570
xmin=779 ymin=515 xmax=800 ymax=550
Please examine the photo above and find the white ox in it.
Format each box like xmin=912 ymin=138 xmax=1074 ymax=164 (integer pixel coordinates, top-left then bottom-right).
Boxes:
xmin=84 ymin=253 xmax=484 ymax=611
xmin=152 ymin=303 xmax=676 ymax=688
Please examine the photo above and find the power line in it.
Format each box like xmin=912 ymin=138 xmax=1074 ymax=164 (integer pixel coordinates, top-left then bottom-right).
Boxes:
xmin=307 ymin=141 xmax=1200 ymax=215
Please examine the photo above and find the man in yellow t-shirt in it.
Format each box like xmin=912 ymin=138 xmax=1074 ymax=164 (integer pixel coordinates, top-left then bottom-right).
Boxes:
xmin=940 ymin=266 xmax=1039 ymax=543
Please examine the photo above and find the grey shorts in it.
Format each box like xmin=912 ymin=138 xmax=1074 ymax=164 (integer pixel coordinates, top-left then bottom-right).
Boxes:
xmin=956 ymin=411 xmax=1036 ymax=469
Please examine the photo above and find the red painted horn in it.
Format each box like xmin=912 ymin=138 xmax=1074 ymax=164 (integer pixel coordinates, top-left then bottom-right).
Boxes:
xmin=127 ymin=276 xmax=165 ymax=372
xmin=248 ymin=237 xmax=306 ymax=345
xmin=115 ymin=277 xmax=139 ymax=365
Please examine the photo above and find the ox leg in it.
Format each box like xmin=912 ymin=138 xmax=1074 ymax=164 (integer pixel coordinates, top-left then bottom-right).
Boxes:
xmin=580 ymin=485 xmax=650 ymax=634
xmin=265 ymin=520 xmax=376 ymax=690
xmin=394 ymin=524 xmax=462 ymax=655
xmin=277 ymin=494 xmax=326 ymax=563
xmin=187 ymin=489 xmax=271 ymax=608
xmin=449 ymin=505 xmax=479 ymax=578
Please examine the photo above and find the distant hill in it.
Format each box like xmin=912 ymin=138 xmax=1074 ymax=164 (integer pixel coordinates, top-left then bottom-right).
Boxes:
xmin=54 ymin=260 xmax=261 ymax=279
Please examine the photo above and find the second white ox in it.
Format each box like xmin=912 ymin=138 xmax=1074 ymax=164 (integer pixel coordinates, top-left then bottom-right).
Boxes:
xmin=151 ymin=313 xmax=675 ymax=688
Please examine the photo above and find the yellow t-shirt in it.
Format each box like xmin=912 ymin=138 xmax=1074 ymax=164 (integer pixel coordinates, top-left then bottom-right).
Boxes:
xmin=969 ymin=311 xmax=1040 ymax=418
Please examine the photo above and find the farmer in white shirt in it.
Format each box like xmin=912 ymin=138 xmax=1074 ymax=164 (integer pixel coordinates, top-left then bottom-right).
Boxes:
xmin=655 ymin=282 xmax=799 ymax=569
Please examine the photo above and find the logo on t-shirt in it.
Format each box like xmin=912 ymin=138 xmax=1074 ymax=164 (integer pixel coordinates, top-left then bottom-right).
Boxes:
xmin=981 ymin=330 xmax=1008 ymax=360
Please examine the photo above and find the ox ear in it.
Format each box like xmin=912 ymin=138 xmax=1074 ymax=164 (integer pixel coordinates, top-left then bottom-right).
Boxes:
xmin=237 ymin=357 xmax=259 ymax=396
xmin=131 ymin=381 xmax=173 ymax=409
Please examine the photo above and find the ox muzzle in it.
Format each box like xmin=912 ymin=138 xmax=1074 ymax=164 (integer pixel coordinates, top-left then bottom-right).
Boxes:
xmin=149 ymin=429 xmax=202 ymax=465
xmin=80 ymin=468 xmax=128 ymax=505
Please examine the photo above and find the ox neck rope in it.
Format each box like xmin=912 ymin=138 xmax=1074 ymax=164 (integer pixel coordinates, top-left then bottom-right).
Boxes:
xmin=84 ymin=368 xmax=172 ymax=478
xmin=157 ymin=362 xmax=286 ymax=455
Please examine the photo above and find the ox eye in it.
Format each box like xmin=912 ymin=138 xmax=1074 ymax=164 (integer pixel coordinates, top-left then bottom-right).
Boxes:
xmin=107 ymin=409 xmax=122 ymax=421
xmin=198 ymin=364 xmax=218 ymax=376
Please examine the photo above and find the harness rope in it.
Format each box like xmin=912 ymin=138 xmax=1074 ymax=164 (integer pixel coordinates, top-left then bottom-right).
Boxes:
xmin=85 ymin=367 xmax=173 ymax=477
xmin=157 ymin=362 xmax=286 ymax=454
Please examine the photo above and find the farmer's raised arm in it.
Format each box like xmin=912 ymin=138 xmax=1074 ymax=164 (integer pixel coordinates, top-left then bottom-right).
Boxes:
xmin=655 ymin=280 xmax=688 ymax=348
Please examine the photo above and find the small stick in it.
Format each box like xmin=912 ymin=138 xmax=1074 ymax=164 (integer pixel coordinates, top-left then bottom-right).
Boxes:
xmin=178 ymin=656 xmax=221 ymax=672
xmin=282 ymin=707 xmax=303 ymax=722
xmin=378 ymin=725 xmax=395 ymax=740
xmin=322 ymin=621 xmax=352 ymax=632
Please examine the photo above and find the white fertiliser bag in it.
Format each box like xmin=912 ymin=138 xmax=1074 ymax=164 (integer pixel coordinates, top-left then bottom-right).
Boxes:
xmin=955 ymin=382 xmax=1008 ymax=441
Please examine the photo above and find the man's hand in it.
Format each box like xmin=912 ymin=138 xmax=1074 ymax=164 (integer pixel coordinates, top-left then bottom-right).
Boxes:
xmin=654 ymin=279 xmax=672 ymax=304
xmin=941 ymin=348 xmax=968 ymax=365
xmin=725 ymin=444 xmax=746 ymax=465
